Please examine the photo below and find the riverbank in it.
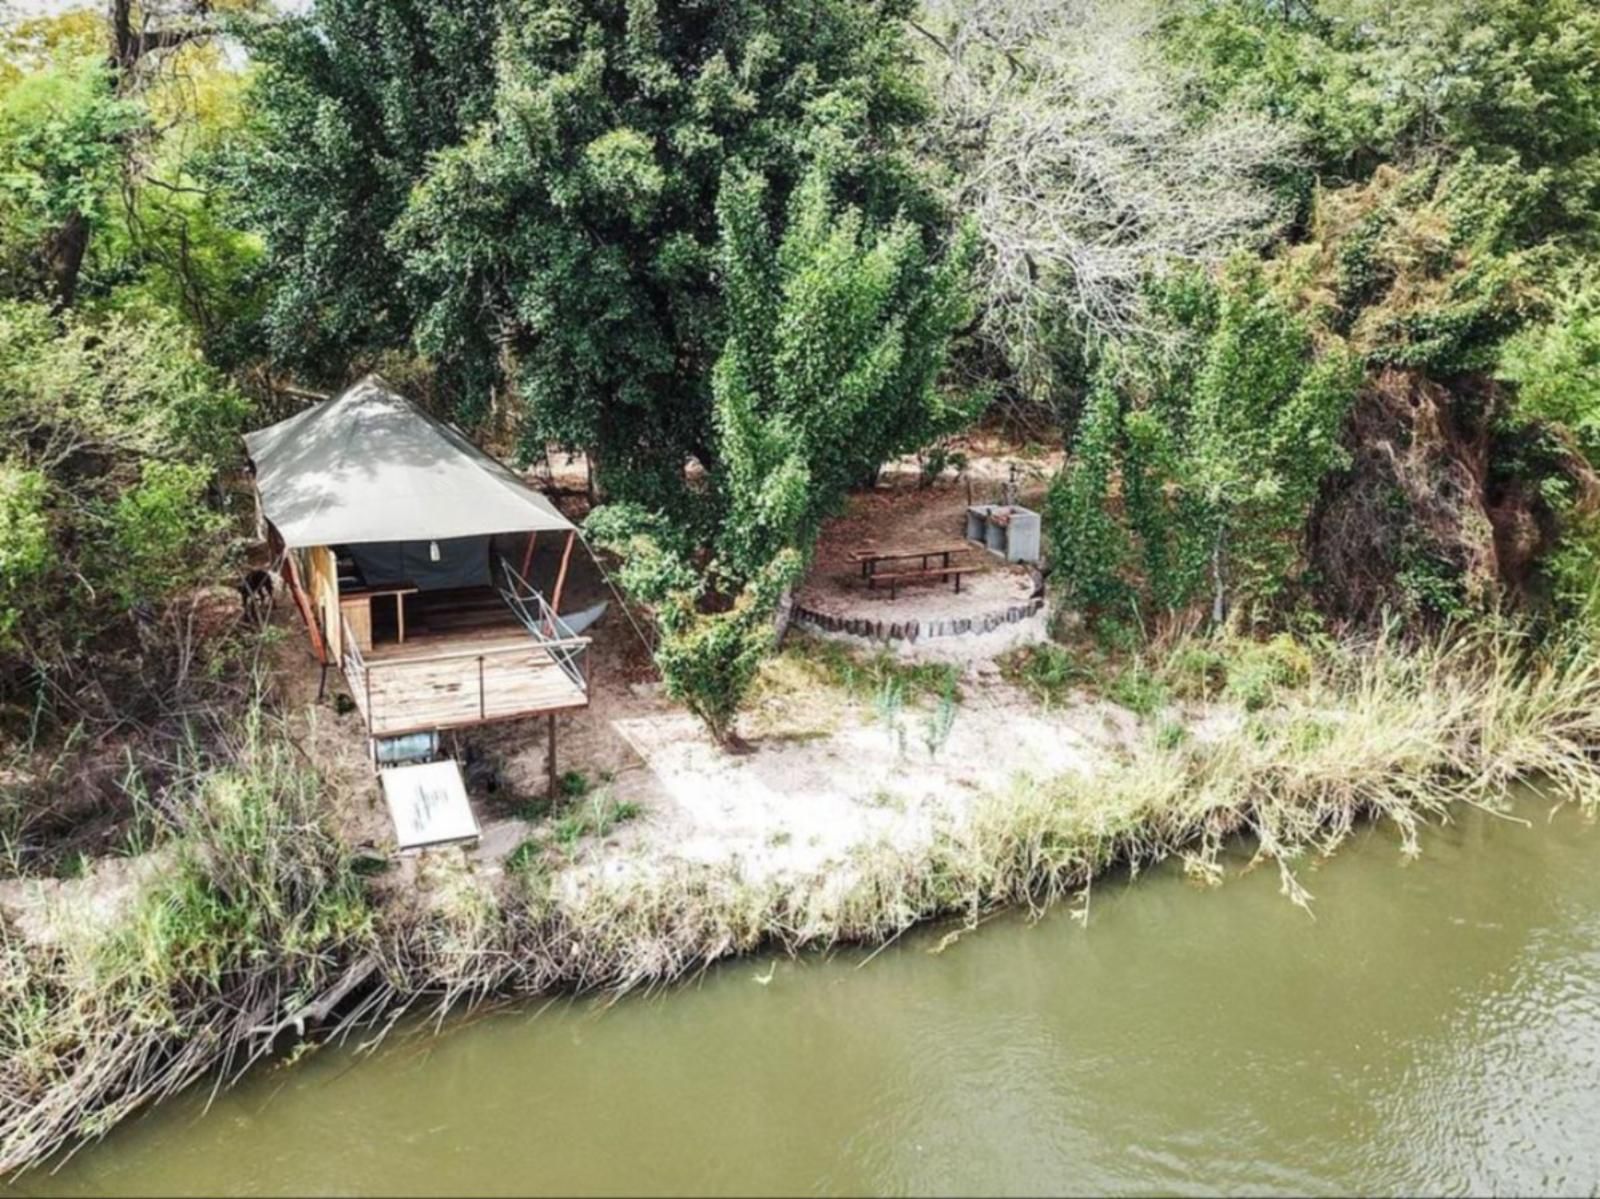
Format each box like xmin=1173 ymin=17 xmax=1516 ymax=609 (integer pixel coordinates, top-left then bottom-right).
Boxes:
xmin=4 ymin=624 xmax=1600 ymax=1171
xmin=24 ymin=798 xmax=1598 ymax=1198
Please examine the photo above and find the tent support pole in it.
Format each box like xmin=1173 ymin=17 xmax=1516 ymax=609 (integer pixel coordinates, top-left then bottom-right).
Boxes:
xmin=519 ymin=531 xmax=537 ymax=581
xmin=282 ymin=547 xmax=327 ymax=664
xmin=551 ymin=530 xmax=575 ymax=621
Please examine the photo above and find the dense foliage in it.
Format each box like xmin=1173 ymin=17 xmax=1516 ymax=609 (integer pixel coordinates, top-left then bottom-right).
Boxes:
xmin=13 ymin=2 xmax=1600 ymax=1172
xmin=0 ymin=52 xmax=140 ymax=304
xmin=711 ymin=167 xmax=975 ymax=579
xmin=1046 ymin=0 xmax=1600 ymax=640
xmin=0 ymin=11 xmax=255 ymax=719
xmin=1049 ymin=261 xmax=1359 ymax=627
xmin=6 ymin=0 xmax=1600 ymax=735
xmin=226 ymin=0 xmax=944 ymax=508
xmin=0 ymin=301 xmax=247 ymax=686
xmin=588 ymin=163 xmax=973 ymax=735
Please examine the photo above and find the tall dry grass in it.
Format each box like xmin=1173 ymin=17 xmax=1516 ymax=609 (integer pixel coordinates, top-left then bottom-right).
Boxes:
xmin=5 ymin=627 xmax=1600 ymax=1173
xmin=0 ymin=711 xmax=371 ymax=1172
xmin=397 ymin=627 xmax=1600 ymax=993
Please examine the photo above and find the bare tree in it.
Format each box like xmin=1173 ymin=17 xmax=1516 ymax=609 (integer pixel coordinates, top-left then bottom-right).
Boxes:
xmin=109 ymin=0 xmax=223 ymax=83
xmin=917 ymin=0 xmax=1301 ymax=398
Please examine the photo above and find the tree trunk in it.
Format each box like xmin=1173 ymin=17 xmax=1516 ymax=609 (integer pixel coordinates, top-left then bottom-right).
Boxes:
xmin=44 ymin=211 xmax=89 ymax=312
xmin=771 ymin=584 xmax=795 ymax=645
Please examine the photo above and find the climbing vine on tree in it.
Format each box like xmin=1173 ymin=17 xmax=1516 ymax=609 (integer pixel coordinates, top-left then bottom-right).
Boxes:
xmin=589 ymin=164 xmax=974 ymax=739
xmin=1049 ymin=262 xmax=1359 ymax=630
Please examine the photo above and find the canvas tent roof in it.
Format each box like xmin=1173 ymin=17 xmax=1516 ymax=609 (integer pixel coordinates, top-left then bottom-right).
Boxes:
xmin=244 ymin=376 xmax=574 ymax=548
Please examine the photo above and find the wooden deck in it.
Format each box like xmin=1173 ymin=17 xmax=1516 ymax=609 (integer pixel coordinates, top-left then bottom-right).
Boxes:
xmin=346 ymin=619 xmax=589 ymax=738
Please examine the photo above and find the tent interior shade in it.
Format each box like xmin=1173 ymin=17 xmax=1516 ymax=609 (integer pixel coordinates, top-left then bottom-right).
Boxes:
xmin=244 ymin=374 xmax=574 ymax=548
xmin=345 ymin=536 xmax=494 ymax=592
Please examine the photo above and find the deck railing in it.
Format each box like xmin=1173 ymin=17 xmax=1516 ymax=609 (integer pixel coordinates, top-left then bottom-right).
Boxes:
xmin=364 ymin=640 xmax=590 ymax=734
xmin=496 ymin=557 xmax=589 ymax=691
xmin=341 ymin=611 xmax=368 ymax=707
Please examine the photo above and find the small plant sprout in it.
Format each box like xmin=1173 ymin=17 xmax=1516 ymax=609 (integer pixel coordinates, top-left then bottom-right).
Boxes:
xmin=874 ymin=676 xmax=907 ymax=754
xmin=921 ymin=675 xmax=959 ymax=759
xmin=505 ymin=839 xmax=543 ymax=874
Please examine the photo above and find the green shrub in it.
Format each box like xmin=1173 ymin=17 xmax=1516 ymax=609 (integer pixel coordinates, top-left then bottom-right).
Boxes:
xmin=108 ymin=461 xmax=227 ymax=608
xmin=505 ymin=839 xmax=542 ymax=874
xmin=1163 ymin=642 xmax=1231 ymax=701
xmin=1221 ymin=634 xmax=1314 ymax=711
xmin=1106 ymin=662 xmax=1168 ymax=717
xmin=1001 ymin=642 xmax=1091 ymax=708
xmin=650 ymin=552 xmax=804 ymax=742
xmin=1047 ymin=365 xmax=1129 ymax=614
xmin=0 ymin=465 xmax=49 ymax=641
xmin=0 ymin=301 xmax=248 ymax=692
xmin=551 ymin=792 xmax=642 ymax=854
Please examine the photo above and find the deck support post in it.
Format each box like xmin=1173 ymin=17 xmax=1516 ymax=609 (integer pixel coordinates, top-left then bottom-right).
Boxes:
xmin=546 ymin=712 xmax=558 ymax=800
xmin=519 ymin=531 xmax=537 ymax=580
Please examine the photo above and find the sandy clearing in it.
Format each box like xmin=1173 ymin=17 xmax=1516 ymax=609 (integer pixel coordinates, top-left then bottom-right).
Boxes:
xmin=469 ymin=667 xmax=1134 ymax=892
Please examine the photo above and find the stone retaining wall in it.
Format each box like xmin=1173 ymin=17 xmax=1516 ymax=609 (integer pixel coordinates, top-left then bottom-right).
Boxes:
xmin=790 ymin=595 xmax=1045 ymax=645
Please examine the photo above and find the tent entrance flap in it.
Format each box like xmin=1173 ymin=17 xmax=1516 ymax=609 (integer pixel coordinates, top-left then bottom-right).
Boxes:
xmin=346 ymin=536 xmax=492 ymax=592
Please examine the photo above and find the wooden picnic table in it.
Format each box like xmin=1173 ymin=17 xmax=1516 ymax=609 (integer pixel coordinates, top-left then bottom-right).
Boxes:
xmin=848 ymin=543 xmax=971 ymax=580
xmin=849 ymin=543 xmax=982 ymax=599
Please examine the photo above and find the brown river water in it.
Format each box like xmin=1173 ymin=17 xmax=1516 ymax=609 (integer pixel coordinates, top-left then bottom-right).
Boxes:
xmin=14 ymin=798 xmax=1600 ymax=1197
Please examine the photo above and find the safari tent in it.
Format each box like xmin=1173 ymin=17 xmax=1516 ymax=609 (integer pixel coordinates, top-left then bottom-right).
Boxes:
xmin=245 ymin=376 xmax=592 ymax=751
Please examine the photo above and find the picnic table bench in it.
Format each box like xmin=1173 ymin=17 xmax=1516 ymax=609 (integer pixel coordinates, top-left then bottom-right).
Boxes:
xmin=850 ymin=544 xmax=982 ymax=599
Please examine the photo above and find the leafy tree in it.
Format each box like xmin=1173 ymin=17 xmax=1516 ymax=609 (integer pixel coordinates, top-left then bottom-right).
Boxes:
xmin=918 ymin=0 xmax=1298 ymax=402
xmin=0 ymin=2 xmax=247 ymax=312
xmin=584 ymin=501 xmax=802 ymax=742
xmin=0 ymin=53 xmax=142 ymax=305
xmin=1045 ymin=365 xmax=1129 ymax=617
xmin=91 ymin=39 xmax=267 ymax=357
xmin=589 ymin=163 xmax=973 ymax=739
xmin=1180 ymin=263 xmax=1359 ymax=620
xmin=1169 ymin=0 xmax=1600 ymax=238
xmin=1048 ymin=263 xmax=1359 ymax=626
xmin=1280 ymin=155 xmax=1548 ymax=375
xmin=1156 ymin=0 xmax=1600 ymax=629
xmin=227 ymin=0 xmax=942 ymax=513
xmin=711 ymin=166 xmax=975 ymax=578
xmin=0 ymin=7 xmax=262 ymax=343
xmin=1499 ymin=277 xmax=1600 ymax=460
xmin=217 ymin=0 xmax=503 ymax=372
xmin=1498 ymin=278 xmax=1600 ymax=636
xmin=0 ymin=300 xmax=248 ymax=699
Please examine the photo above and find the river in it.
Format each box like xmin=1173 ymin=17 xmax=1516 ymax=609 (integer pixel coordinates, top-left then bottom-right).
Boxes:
xmin=16 ymin=799 xmax=1600 ymax=1197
